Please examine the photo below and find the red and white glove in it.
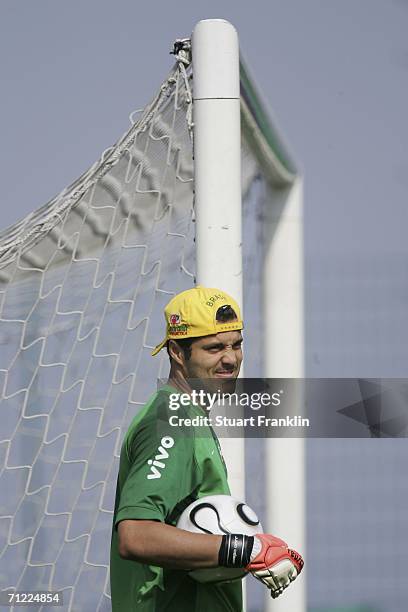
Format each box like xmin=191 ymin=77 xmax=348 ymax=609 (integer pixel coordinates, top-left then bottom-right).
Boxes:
xmin=246 ymin=534 xmax=304 ymax=599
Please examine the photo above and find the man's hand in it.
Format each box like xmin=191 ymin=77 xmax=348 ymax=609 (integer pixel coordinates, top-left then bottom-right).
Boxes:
xmin=246 ymin=534 xmax=304 ymax=599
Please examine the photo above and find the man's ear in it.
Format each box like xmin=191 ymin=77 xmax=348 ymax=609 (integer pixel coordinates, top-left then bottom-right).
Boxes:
xmin=168 ymin=340 xmax=185 ymax=366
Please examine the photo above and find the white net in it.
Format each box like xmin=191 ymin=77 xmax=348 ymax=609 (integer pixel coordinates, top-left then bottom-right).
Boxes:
xmin=0 ymin=59 xmax=195 ymax=611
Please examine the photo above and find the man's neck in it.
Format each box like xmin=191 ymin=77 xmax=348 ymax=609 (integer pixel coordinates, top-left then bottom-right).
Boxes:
xmin=167 ymin=368 xmax=193 ymax=395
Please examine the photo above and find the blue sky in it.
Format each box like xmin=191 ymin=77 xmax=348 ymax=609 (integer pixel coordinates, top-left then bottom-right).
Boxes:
xmin=1 ymin=1 xmax=407 ymax=255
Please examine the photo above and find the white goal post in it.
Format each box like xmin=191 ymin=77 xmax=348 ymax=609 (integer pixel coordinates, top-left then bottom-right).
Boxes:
xmin=0 ymin=19 xmax=304 ymax=612
xmin=192 ymin=20 xmax=244 ymax=506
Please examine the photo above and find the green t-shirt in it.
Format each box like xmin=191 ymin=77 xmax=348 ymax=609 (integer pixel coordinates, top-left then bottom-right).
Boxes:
xmin=110 ymin=385 xmax=243 ymax=612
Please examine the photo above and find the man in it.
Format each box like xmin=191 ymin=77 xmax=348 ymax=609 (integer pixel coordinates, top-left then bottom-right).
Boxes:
xmin=110 ymin=285 xmax=303 ymax=611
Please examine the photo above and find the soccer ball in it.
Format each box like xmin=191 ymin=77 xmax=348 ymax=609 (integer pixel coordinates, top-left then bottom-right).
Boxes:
xmin=176 ymin=494 xmax=263 ymax=583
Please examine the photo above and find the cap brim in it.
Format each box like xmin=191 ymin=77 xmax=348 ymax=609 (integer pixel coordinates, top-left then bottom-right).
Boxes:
xmin=151 ymin=338 xmax=167 ymax=356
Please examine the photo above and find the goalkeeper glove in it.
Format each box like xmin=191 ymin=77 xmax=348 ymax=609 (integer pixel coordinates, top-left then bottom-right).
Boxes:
xmin=218 ymin=533 xmax=303 ymax=599
xmin=246 ymin=533 xmax=303 ymax=598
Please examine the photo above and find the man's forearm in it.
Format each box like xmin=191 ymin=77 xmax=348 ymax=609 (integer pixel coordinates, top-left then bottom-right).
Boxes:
xmin=118 ymin=519 xmax=222 ymax=569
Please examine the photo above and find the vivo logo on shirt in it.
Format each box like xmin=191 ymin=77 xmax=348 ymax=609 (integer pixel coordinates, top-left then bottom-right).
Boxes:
xmin=147 ymin=436 xmax=175 ymax=479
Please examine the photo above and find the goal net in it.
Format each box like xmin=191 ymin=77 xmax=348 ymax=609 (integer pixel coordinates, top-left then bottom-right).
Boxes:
xmin=0 ymin=32 xmax=302 ymax=612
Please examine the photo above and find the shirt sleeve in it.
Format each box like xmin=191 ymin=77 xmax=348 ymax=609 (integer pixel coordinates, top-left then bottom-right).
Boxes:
xmin=115 ymin=399 xmax=199 ymax=527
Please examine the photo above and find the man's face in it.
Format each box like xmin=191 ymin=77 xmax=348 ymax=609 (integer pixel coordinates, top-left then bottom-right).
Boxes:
xmin=182 ymin=330 xmax=243 ymax=393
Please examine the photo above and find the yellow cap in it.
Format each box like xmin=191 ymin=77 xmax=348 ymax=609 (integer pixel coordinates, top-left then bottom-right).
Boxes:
xmin=151 ymin=285 xmax=243 ymax=356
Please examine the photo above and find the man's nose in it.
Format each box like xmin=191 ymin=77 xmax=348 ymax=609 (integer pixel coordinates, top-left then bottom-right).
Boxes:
xmin=221 ymin=347 xmax=237 ymax=367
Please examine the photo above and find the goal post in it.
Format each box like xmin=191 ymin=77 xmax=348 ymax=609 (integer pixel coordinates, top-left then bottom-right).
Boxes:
xmin=192 ymin=19 xmax=245 ymax=506
xmin=0 ymin=19 xmax=304 ymax=612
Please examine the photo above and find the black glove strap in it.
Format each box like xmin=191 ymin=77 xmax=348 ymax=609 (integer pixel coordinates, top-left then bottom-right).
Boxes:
xmin=218 ymin=534 xmax=254 ymax=567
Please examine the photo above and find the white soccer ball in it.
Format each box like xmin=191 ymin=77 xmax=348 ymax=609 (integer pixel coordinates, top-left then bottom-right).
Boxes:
xmin=176 ymin=494 xmax=263 ymax=583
